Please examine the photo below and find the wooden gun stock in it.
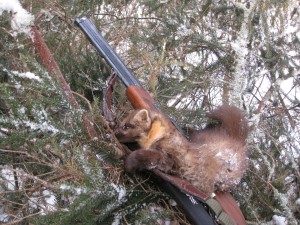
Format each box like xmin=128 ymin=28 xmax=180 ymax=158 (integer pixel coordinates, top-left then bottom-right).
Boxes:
xmin=126 ymin=86 xmax=156 ymax=111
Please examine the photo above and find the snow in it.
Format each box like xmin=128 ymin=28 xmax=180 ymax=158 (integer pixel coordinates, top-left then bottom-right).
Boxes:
xmin=11 ymin=71 xmax=42 ymax=82
xmin=111 ymin=213 xmax=122 ymax=225
xmin=1 ymin=167 xmax=18 ymax=190
xmin=272 ymin=189 xmax=296 ymax=224
xmin=272 ymin=215 xmax=287 ymax=225
xmin=275 ymin=76 xmax=299 ymax=108
xmin=111 ymin=183 xmax=126 ymax=203
xmin=0 ymin=214 xmax=9 ymax=224
xmin=18 ymin=106 xmax=26 ymax=115
xmin=278 ymin=77 xmax=293 ymax=90
xmin=256 ymin=74 xmax=272 ymax=95
xmin=287 ymin=51 xmax=298 ymax=57
xmin=0 ymin=117 xmax=67 ymax=135
xmin=0 ymin=166 xmax=57 ymax=217
xmin=185 ymin=51 xmax=218 ymax=67
xmin=228 ymin=1 xmax=256 ymax=106
xmin=27 ymin=190 xmax=57 ymax=215
xmin=296 ymin=198 xmax=300 ymax=206
xmin=41 ymin=190 xmax=56 ymax=214
xmin=24 ymin=121 xmax=63 ymax=134
xmin=177 ymin=24 xmax=192 ymax=38
xmin=1 ymin=67 xmax=43 ymax=83
xmin=11 ymin=71 xmax=42 ymax=83
xmin=0 ymin=0 xmax=34 ymax=36
xmin=60 ymin=184 xmax=87 ymax=195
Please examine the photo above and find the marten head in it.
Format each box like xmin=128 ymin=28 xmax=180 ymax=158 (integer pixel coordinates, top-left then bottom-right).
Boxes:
xmin=115 ymin=109 xmax=152 ymax=143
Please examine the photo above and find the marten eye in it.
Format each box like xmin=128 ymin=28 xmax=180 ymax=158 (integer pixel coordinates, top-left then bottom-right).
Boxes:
xmin=123 ymin=123 xmax=133 ymax=130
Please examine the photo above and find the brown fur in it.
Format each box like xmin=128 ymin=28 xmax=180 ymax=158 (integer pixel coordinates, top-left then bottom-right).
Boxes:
xmin=115 ymin=105 xmax=249 ymax=194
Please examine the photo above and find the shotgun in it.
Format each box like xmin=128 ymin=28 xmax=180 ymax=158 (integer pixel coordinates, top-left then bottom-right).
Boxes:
xmin=75 ymin=16 xmax=218 ymax=225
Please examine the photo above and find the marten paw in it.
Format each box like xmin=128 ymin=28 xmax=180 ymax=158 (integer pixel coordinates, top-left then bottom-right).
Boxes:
xmin=156 ymin=156 xmax=174 ymax=173
xmin=124 ymin=150 xmax=164 ymax=173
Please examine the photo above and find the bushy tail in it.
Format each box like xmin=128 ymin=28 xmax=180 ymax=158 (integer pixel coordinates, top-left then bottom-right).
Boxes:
xmin=207 ymin=105 xmax=249 ymax=145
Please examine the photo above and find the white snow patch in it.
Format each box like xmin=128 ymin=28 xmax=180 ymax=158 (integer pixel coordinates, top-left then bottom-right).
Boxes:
xmin=0 ymin=214 xmax=10 ymax=223
xmin=18 ymin=106 xmax=26 ymax=115
xmin=287 ymin=51 xmax=298 ymax=57
xmin=24 ymin=121 xmax=62 ymax=134
xmin=28 ymin=190 xmax=57 ymax=215
xmin=284 ymin=24 xmax=297 ymax=35
xmin=176 ymin=24 xmax=192 ymax=37
xmin=185 ymin=51 xmax=218 ymax=67
xmin=229 ymin=1 xmax=256 ymax=105
xmin=277 ymin=77 xmax=300 ymax=112
xmin=1 ymin=166 xmax=58 ymax=216
xmin=111 ymin=213 xmax=122 ymax=225
xmin=272 ymin=215 xmax=287 ymax=225
xmin=185 ymin=52 xmax=201 ymax=67
xmin=11 ymin=71 xmax=42 ymax=82
xmin=60 ymin=184 xmax=87 ymax=195
xmin=1 ymin=167 xmax=18 ymax=190
xmin=59 ymin=184 xmax=88 ymax=206
xmin=278 ymin=77 xmax=293 ymax=91
xmin=0 ymin=0 xmax=34 ymax=36
xmin=111 ymin=183 xmax=126 ymax=203
xmin=255 ymin=74 xmax=272 ymax=98
xmin=0 ymin=117 xmax=67 ymax=135
xmin=43 ymin=190 xmax=56 ymax=203
xmin=41 ymin=190 xmax=56 ymax=214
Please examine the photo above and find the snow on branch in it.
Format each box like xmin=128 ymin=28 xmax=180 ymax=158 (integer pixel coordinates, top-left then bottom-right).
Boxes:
xmin=0 ymin=0 xmax=34 ymax=36
xmin=229 ymin=1 xmax=257 ymax=106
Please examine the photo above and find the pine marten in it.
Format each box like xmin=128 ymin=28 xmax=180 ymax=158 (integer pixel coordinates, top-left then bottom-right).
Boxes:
xmin=115 ymin=105 xmax=249 ymax=194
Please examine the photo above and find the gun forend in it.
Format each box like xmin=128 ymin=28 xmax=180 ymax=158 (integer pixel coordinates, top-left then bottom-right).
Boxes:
xmin=75 ymin=16 xmax=140 ymax=87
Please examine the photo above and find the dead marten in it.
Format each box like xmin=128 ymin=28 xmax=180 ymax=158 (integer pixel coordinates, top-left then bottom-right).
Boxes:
xmin=115 ymin=105 xmax=249 ymax=194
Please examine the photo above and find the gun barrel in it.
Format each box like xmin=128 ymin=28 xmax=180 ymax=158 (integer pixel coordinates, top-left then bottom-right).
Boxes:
xmin=75 ymin=16 xmax=141 ymax=87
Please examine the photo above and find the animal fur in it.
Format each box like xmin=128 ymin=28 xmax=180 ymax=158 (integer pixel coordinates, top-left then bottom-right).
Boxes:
xmin=115 ymin=105 xmax=249 ymax=194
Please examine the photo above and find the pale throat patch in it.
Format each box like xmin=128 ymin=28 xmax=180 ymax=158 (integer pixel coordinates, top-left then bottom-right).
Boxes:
xmin=140 ymin=120 xmax=166 ymax=149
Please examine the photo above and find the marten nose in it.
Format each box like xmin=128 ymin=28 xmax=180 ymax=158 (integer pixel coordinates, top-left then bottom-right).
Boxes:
xmin=114 ymin=127 xmax=125 ymax=141
xmin=114 ymin=127 xmax=120 ymax=136
xmin=108 ymin=121 xmax=116 ymax=129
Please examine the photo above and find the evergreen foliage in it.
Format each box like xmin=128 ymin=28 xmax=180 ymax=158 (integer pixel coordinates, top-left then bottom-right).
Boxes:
xmin=1 ymin=0 xmax=299 ymax=224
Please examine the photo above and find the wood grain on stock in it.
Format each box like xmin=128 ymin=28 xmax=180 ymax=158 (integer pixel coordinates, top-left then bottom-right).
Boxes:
xmin=126 ymin=86 xmax=156 ymax=110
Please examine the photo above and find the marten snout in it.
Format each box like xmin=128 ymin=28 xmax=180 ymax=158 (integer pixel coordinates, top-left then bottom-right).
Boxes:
xmin=114 ymin=125 xmax=137 ymax=143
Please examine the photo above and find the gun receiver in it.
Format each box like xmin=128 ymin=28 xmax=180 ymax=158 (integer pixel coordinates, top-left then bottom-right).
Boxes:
xmin=75 ymin=16 xmax=215 ymax=225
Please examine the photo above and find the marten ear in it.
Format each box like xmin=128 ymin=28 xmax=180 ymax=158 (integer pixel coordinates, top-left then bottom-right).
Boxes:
xmin=133 ymin=109 xmax=151 ymax=127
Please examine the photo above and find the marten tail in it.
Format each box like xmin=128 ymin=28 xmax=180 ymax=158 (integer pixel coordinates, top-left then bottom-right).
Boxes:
xmin=207 ymin=105 xmax=249 ymax=145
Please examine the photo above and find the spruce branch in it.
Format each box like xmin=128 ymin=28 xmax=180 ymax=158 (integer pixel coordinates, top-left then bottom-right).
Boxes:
xmin=276 ymin=90 xmax=296 ymax=129
xmin=31 ymin=15 xmax=98 ymax=139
